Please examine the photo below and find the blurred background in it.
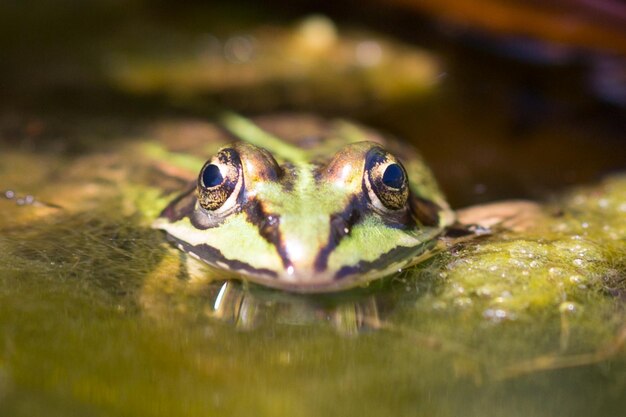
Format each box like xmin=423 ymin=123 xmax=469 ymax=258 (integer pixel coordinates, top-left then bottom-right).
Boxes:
xmin=2 ymin=0 xmax=625 ymax=207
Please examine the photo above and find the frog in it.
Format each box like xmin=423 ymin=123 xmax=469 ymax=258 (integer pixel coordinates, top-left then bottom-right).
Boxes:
xmin=152 ymin=112 xmax=540 ymax=293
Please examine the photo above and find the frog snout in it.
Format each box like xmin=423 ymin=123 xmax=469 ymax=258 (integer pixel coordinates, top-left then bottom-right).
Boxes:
xmin=277 ymin=234 xmax=334 ymax=284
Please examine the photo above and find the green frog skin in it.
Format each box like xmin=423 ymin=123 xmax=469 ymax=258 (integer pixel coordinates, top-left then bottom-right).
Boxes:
xmin=153 ymin=113 xmax=454 ymax=292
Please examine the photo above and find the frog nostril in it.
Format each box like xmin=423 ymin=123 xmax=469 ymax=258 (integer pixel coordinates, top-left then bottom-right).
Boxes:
xmin=202 ymin=164 xmax=223 ymax=187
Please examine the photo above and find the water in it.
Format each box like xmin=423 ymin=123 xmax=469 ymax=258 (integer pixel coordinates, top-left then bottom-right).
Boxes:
xmin=1 ymin=2 xmax=625 ymax=416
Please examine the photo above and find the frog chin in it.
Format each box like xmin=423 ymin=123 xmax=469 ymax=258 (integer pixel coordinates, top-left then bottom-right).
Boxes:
xmin=243 ymin=260 xmax=400 ymax=293
xmin=247 ymin=240 xmax=432 ymax=292
xmin=247 ymin=267 xmax=380 ymax=293
xmin=275 ymin=268 xmax=336 ymax=288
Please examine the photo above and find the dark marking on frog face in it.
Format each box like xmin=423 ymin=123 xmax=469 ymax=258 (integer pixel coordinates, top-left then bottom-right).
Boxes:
xmin=410 ymin=195 xmax=442 ymax=227
xmin=279 ymin=162 xmax=297 ymax=192
xmin=160 ymin=186 xmax=196 ymax=223
xmin=244 ymin=199 xmax=291 ymax=270
xmin=167 ymin=235 xmax=278 ymax=279
xmin=155 ymin=131 xmax=451 ymax=292
xmin=334 ymin=240 xmax=434 ymax=281
xmin=313 ymin=196 xmax=363 ymax=273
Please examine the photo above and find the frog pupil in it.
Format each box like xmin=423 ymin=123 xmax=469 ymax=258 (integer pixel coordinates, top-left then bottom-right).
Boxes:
xmin=202 ymin=164 xmax=223 ymax=187
xmin=382 ymin=164 xmax=404 ymax=189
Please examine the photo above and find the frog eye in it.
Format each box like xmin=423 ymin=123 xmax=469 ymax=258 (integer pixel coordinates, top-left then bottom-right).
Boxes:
xmin=364 ymin=148 xmax=409 ymax=211
xmin=201 ymin=164 xmax=223 ymax=187
xmin=196 ymin=148 xmax=242 ymax=212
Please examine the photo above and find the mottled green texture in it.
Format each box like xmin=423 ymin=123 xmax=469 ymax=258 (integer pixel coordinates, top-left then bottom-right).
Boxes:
xmin=255 ymin=165 xmax=339 ymax=265
xmin=155 ymin=116 xmax=452 ymax=289
xmin=1 ymin=155 xmax=625 ymax=416
xmin=0 ymin=75 xmax=622 ymax=417
xmin=430 ymin=175 xmax=626 ymax=323
xmin=141 ymin=142 xmax=206 ymax=173
xmin=220 ymin=111 xmax=308 ymax=162
xmin=326 ymin=215 xmax=438 ymax=270
xmin=154 ymin=215 xmax=285 ymax=271
xmin=336 ymin=121 xmax=448 ymax=210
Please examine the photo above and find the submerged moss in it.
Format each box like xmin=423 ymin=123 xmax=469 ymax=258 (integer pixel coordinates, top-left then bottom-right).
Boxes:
xmin=430 ymin=175 xmax=625 ymax=316
xmin=1 ymin=136 xmax=625 ymax=416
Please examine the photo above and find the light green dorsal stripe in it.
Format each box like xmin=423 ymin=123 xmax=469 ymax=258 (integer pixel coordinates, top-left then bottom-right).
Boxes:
xmin=218 ymin=111 xmax=307 ymax=162
xmin=333 ymin=120 xmax=372 ymax=143
xmin=142 ymin=142 xmax=207 ymax=171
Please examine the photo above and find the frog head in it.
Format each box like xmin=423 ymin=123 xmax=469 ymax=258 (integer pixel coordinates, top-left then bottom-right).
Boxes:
xmin=154 ymin=140 xmax=451 ymax=292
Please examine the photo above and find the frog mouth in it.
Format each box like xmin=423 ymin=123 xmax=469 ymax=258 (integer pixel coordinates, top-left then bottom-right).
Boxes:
xmin=166 ymin=231 xmax=436 ymax=293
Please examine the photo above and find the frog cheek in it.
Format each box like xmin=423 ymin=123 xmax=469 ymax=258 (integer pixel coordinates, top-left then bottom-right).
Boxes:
xmin=173 ymin=239 xmax=281 ymax=281
xmin=154 ymin=210 xmax=288 ymax=280
xmin=330 ymin=245 xmax=428 ymax=282
xmin=323 ymin=217 xmax=439 ymax=282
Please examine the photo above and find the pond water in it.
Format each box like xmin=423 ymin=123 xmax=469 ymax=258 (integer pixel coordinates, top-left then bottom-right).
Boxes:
xmin=1 ymin=2 xmax=625 ymax=416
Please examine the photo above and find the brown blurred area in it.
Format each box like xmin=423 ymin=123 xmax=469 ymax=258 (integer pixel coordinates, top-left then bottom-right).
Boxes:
xmin=388 ymin=0 xmax=626 ymax=55
xmin=0 ymin=0 xmax=624 ymax=208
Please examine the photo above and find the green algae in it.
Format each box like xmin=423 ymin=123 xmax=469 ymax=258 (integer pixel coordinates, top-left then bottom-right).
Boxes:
xmin=0 ymin=103 xmax=623 ymax=417
xmin=1 ymin=135 xmax=625 ymax=416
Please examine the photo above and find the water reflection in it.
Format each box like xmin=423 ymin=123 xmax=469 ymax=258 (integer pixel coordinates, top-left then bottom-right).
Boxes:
xmin=205 ymin=281 xmax=384 ymax=335
xmin=140 ymin=255 xmax=400 ymax=336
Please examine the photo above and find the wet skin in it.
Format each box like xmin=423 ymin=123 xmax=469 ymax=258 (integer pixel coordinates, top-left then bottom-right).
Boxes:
xmin=153 ymin=113 xmax=454 ymax=292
